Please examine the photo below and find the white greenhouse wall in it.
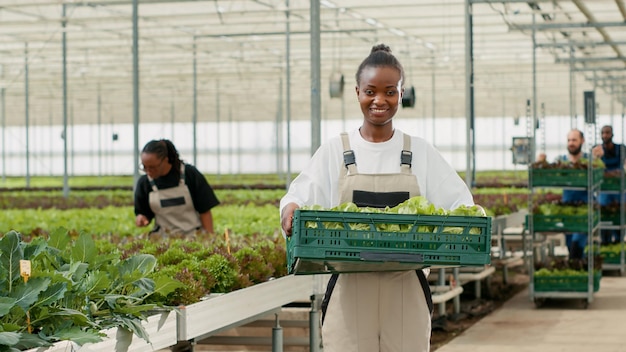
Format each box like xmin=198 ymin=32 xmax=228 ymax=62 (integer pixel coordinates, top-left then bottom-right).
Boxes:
xmin=0 ymin=114 xmax=623 ymax=177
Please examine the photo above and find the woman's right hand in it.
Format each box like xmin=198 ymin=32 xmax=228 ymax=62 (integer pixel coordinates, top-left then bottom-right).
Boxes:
xmin=281 ymin=202 xmax=300 ymax=237
xmin=135 ymin=214 xmax=150 ymax=227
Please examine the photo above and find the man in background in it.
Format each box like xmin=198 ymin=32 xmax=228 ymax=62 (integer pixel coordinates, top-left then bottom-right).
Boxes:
xmin=557 ymin=129 xmax=592 ymax=260
xmin=597 ymin=125 xmax=623 ymax=244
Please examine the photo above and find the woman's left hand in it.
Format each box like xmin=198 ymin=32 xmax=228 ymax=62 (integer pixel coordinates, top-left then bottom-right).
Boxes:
xmin=281 ymin=202 xmax=300 ymax=237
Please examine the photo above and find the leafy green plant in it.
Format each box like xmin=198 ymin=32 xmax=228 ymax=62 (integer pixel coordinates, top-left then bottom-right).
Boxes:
xmin=0 ymin=229 xmax=182 ymax=351
xmin=234 ymin=247 xmax=273 ymax=284
xmin=534 ymin=201 xmax=595 ymax=216
xmin=302 ymin=196 xmax=486 ymax=234
xmin=111 ymin=234 xmax=288 ymax=306
xmin=0 ymin=204 xmax=281 ymax=239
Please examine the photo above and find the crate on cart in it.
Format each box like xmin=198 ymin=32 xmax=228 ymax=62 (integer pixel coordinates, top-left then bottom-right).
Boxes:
xmin=600 ymin=212 xmax=622 ymax=226
xmin=530 ymin=168 xmax=603 ymax=188
xmin=601 ymin=251 xmax=621 ymax=264
xmin=534 ymin=271 xmax=601 ymax=292
xmin=596 ymin=244 xmax=624 ymax=264
xmin=287 ymin=209 xmax=491 ymax=275
xmin=531 ymin=214 xmax=598 ymax=233
xmin=600 ymin=176 xmax=622 ymax=191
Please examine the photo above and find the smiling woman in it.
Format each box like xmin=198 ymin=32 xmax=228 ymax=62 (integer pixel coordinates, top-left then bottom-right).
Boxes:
xmin=280 ymin=43 xmax=479 ymax=352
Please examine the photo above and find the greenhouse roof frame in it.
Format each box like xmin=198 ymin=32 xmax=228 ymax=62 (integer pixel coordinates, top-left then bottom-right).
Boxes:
xmin=0 ymin=0 xmax=625 ymax=130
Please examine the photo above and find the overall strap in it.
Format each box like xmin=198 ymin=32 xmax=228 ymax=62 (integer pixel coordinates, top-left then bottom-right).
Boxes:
xmin=340 ymin=132 xmax=358 ymax=174
xmin=400 ymin=133 xmax=412 ymax=174
xmin=147 ymin=170 xmax=159 ymax=192
xmin=148 ymin=178 xmax=158 ymax=192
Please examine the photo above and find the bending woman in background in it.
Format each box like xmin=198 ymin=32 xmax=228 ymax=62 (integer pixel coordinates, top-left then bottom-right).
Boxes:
xmin=134 ymin=139 xmax=219 ymax=237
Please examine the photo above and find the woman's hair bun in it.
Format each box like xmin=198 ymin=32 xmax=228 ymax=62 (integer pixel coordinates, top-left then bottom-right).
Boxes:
xmin=371 ymin=44 xmax=392 ymax=54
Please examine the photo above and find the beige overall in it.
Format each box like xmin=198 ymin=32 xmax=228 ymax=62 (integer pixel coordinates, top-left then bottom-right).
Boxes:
xmin=321 ymin=132 xmax=433 ymax=352
xmin=148 ymin=164 xmax=202 ymax=237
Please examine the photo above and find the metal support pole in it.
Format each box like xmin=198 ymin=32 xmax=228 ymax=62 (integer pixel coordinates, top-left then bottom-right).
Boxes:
xmin=309 ymin=294 xmax=323 ymax=352
xmin=62 ymin=4 xmax=69 ymax=197
xmin=228 ymin=107 xmax=233 ymax=174
xmin=70 ymin=103 xmax=74 ymax=175
xmin=610 ymin=83 xmax=614 ymax=127
xmin=192 ymin=36 xmax=198 ymax=166
xmin=110 ymin=115 xmax=115 ymax=175
xmin=285 ymin=0 xmax=292 ymax=186
xmin=24 ymin=43 xmax=30 ymax=188
xmin=1 ymin=85 xmax=5 ymax=182
xmin=539 ymin=102 xmax=546 ymax=156
xmin=272 ymin=313 xmax=283 ymax=352
xmin=431 ymin=54 xmax=436 ymax=146
xmin=132 ymin=0 xmax=140 ymax=188
xmin=502 ymin=95 xmax=506 ymax=169
xmin=276 ymin=76 xmax=283 ymax=175
xmin=216 ymin=80 xmax=221 ymax=176
xmin=97 ymin=84 xmax=102 ymax=177
xmin=453 ymin=268 xmax=461 ymax=315
xmin=437 ymin=268 xmax=446 ymax=317
xmin=569 ymin=43 xmax=576 ymax=128
xmin=341 ymin=81 xmax=346 ymax=132
xmin=464 ymin=0 xmax=475 ymax=187
xmin=310 ymin=0 xmax=321 ymax=156
xmin=531 ymin=13 xmax=537 ymax=164
xmin=48 ymin=109 xmax=52 ymax=175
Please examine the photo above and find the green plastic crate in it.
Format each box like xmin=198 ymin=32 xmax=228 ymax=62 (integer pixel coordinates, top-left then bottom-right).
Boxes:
xmin=600 ymin=212 xmax=623 ymax=225
xmin=600 ymin=176 xmax=623 ymax=191
xmin=531 ymin=214 xmax=598 ymax=233
xmin=287 ymin=209 xmax=491 ymax=275
xmin=601 ymin=251 xmax=623 ymax=264
xmin=534 ymin=271 xmax=601 ymax=292
xmin=530 ymin=168 xmax=603 ymax=188
xmin=584 ymin=245 xmax=623 ymax=264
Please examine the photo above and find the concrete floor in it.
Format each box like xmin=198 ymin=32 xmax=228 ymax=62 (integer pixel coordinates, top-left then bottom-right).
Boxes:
xmin=435 ymin=274 xmax=626 ymax=352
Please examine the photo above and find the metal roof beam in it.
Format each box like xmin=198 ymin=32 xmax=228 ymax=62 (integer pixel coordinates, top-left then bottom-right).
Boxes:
xmin=536 ymin=41 xmax=626 ymax=48
xmin=572 ymin=0 xmax=626 ymax=67
xmin=67 ymin=0 xmax=209 ymax=6
xmin=616 ymin=0 xmax=626 ymax=21
xmin=0 ymin=0 xmax=209 ymax=10
xmin=556 ymin=56 xmax=626 ymax=63
xmin=193 ymin=28 xmax=374 ymax=39
xmin=512 ymin=21 xmax=626 ymax=31
xmin=593 ymin=81 xmax=626 ymax=89
xmin=469 ymin=0 xmax=553 ymax=3
xmin=588 ymin=76 xmax=626 ymax=82
xmin=572 ymin=67 xmax=626 ymax=72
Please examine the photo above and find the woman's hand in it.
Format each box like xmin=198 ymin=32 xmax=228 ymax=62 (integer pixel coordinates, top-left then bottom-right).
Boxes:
xmin=135 ymin=214 xmax=150 ymax=227
xmin=281 ymin=202 xmax=300 ymax=237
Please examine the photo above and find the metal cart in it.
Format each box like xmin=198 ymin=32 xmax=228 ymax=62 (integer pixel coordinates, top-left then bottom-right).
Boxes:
xmin=599 ymin=144 xmax=626 ymax=275
xmin=527 ymin=137 xmax=601 ymax=309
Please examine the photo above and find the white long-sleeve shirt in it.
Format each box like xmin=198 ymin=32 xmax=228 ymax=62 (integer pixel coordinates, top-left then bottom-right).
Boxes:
xmin=280 ymin=128 xmax=474 ymax=213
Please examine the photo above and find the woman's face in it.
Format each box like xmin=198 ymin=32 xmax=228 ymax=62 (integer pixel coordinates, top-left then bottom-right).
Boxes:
xmin=356 ymin=65 xmax=403 ymax=127
xmin=140 ymin=152 xmax=170 ymax=179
